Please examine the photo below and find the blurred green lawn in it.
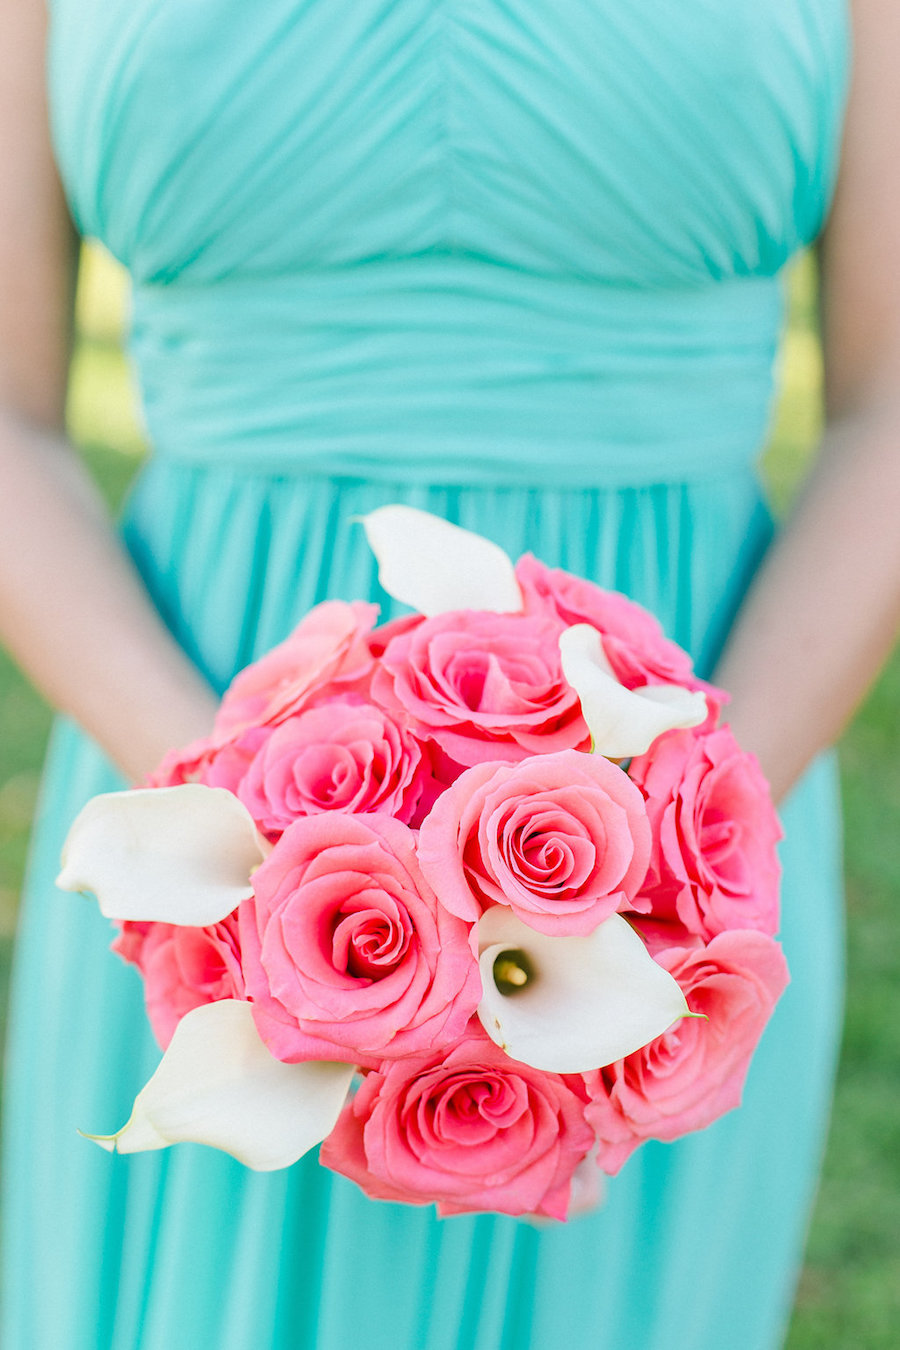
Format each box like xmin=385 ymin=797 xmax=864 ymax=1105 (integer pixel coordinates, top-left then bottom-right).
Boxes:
xmin=0 ymin=248 xmax=897 ymax=1346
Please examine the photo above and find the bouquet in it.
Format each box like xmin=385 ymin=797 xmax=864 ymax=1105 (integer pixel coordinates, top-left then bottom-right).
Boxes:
xmin=58 ymin=506 xmax=787 ymax=1220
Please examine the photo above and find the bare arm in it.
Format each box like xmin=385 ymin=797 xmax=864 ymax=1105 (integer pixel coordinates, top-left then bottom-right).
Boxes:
xmin=0 ymin=0 xmax=217 ymax=782
xmin=713 ymin=0 xmax=900 ymax=802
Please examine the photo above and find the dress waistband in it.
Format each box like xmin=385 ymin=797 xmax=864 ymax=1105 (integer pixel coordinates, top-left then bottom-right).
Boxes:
xmin=129 ymin=260 xmax=784 ymax=487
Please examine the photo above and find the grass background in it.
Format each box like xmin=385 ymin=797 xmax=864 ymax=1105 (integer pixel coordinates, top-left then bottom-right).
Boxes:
xmin=0 ymin=247 xmax=897 ymax=1345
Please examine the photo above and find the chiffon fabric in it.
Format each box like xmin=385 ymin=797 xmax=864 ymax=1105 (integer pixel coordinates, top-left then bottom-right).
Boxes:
xmin=4 ymin=3 xmax=848 ymax=1347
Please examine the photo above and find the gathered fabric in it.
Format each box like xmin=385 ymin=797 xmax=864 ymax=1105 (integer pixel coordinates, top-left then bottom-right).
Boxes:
xmin=3 ymin=2 xmax=849 ymax=1347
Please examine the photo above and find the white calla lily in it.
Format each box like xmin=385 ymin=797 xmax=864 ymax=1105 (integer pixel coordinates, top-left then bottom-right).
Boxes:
xmin=476 ymin=907 xmax=689 ymax=1074
xmin=361 ymin=505 xmax=523 ymax=616
xmin=57 ymin=785 xmax=269 ymax=925
xmin=559 ymin=624 xmax=707 ymax=758
xmin=82 ymin=1000 xmax=356 ymax=1170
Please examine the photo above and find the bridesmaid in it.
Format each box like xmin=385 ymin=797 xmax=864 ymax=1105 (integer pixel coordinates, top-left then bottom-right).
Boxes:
xmin=1 ymin=2 xmax=898 ymax=1348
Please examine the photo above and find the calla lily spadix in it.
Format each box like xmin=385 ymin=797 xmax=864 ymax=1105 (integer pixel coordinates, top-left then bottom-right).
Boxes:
xmin=81 ymin=999 xmax=356 ymax=1170
xmin=361 ymin=505 xmax=524 ymax=616
xmin=476 ymin=906 xmax=689 ymax=1075
xmin=57 ymin=785 xmax=269 ymax=926
xmin=559 ymin=624 xmax=708 ymax=759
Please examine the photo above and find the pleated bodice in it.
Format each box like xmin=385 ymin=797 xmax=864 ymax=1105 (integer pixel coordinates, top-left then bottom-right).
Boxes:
xmin=47 ymin=0 xmax=848 ymax=483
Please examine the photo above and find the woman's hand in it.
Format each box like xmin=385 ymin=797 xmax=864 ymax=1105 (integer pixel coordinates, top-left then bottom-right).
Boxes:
xmin=713 ymin=0 xmax=900 ymax=803
xmin=0 ymin=0 xmax=217 ymax=782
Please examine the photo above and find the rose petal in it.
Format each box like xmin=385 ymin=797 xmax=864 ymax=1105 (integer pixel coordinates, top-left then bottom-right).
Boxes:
xmin=476 ymin=907 xmax=688 ymax=1074
xmin=57 ymin=785 xmax=269 ymax=925
xmin=361 ymin=506 xmax=523 ymax=616
xmin=80 ymin=1000 xmax=355 ymax=1170
xmin=559 ymin=625 xmax=707 ymax=757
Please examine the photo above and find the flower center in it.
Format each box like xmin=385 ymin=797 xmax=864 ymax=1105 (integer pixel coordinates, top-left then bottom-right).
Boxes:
xmin=492 ymin=949 xmax=536 ymax=995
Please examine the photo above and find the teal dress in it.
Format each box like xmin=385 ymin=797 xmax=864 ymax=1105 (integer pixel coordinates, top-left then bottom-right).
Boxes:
xmin=3 ymin=3 xmax=849 ymax=1347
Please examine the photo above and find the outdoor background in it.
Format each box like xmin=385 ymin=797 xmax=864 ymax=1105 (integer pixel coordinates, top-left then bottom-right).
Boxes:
xmin=0 ymin=247 xmax=897 ymax=1346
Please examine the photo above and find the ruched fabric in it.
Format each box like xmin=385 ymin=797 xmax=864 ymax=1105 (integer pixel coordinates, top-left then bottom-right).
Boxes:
xmin=4 ymin=2 xmax=849 ymax=1348
xmin=128 ymin=269 xmax=786 ymax=486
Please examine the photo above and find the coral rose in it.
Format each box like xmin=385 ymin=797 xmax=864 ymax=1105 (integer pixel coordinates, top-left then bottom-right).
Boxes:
xmin=214 ymin=600 xmax=379 ymax=737
xmin=418 ymin=749 xmax=651 ymax=935
xmin=241 ymin=813 xmax=481 ymax=1063
xmin=373 ymin=609 xmax=588 ymax=767
xmin=629 ymin=726 xmax=782 ymax=941
xmin=113 ymin=912 xmax=245 ymax=1049
xmin=237 ymin=697 xmax=433 ymax=837
xmin=515 ymin=554 xmax=701 ymax=691
xmin=583 ymin=930 xmax=789 ymax=1172
xmin=320 ymin=1028 xmax=594 ymax=1218
xmin=150 ymin=726 xmax=268 ymax=793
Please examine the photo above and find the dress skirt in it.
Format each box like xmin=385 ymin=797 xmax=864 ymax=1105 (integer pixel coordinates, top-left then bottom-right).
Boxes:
xmin=2 ymin=458 xmax=844 ymax=1350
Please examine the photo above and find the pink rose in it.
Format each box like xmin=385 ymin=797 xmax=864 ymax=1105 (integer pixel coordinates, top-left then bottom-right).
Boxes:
xmin=367 ymin=612 xmax=424 ymax=656
xmin=240 ymin=813 xmax=481 ymax=1064
xmin=625 ymin=912 xmax=705 ymax=959
xmin=418 ymin=749 xmax=652 ymax=935
xmin=516 ymin=554 xmax=703 ymax=692
xmin=214 ymin=600 xmax=379 ymax=737
xmin=149 ymin=726 xmax=268 ymax=793
xmin=629 ymin=726 xmax=782 ymax=941
xmin=147 ymin=735 xmax=215 ymax=788
xmin=113 ymin=912 xmax=245 ymax=1049
xmin=151 ymin=603 xmax=382 ymax=789
xmin=373 ymin=609 xmax=588 ymax=767
xmin=237 ymin=697 xmax=434 ymax=837
xmin=320 ymin=1028 xmax=595 ymax=1219
xmin=583 ymin=931 xmax=789 ymax=1172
